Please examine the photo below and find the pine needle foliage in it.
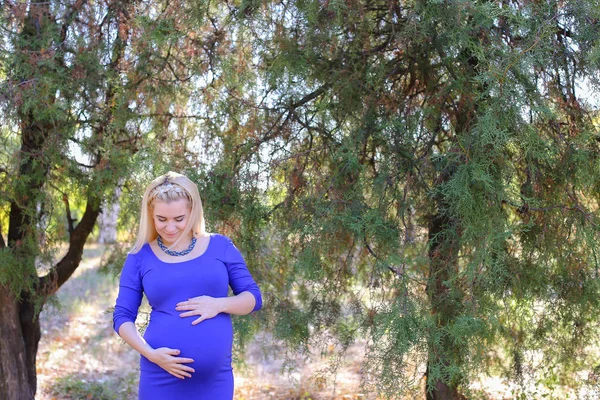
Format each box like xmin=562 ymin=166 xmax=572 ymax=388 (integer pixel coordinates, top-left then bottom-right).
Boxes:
xmin=1 ymin=0 xmax=600 ymax=398
xmin=202 ymin=0 xmax=600 ymax=398
xmin=0 ymin=1 xmax=238 ymax=397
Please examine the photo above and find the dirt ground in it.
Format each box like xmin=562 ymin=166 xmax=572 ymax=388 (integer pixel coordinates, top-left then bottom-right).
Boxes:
xmin=35 ymin=244 xmax=593 ymax=399
xmin=35 ymin=244 xmax=374 ymax=400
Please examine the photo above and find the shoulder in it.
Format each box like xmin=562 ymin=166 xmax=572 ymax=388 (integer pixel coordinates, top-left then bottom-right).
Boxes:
xmin=125 ymin=250 xmax=141 ymax=264
xmin=119 ymin=246 xmax=147 ymax=283
xmin=206 ymin=233 xmax=234 ymax=246
xmin=207 ymin=233 xmax=243 ymax=260
xmin=129 ymin=242 xmax=152 ymax=257
xmin=125 ymin=243 xmax=152 ymax=268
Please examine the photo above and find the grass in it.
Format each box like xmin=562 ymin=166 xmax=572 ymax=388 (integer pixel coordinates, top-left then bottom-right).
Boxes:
xmin=48 ymin=373 xmax=138 ymax=400
xmin=35 ymin=243 xmax=371 ymax=400
xmin=39 ymin=243 xmax=597 ymax=399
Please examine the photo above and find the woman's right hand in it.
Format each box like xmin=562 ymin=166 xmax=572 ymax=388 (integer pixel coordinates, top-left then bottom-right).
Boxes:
xmin=147 ymin=347 xmax=195 ymax=379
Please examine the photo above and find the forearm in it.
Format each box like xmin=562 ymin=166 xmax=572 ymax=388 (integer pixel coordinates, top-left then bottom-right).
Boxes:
xmin=218 ymin=291 xmax=256 ymax=315
xmin=118 ymin=321 xmax=155 ymax=359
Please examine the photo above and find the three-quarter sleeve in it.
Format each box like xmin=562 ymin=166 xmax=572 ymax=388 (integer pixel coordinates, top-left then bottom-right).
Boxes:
xmin=113 ymin=252 xmax=144 ymax=334
xmin=223 ymin=237 xmax=263 ymax=312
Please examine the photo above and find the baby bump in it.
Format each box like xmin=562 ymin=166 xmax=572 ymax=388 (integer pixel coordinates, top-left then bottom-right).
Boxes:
xmin=142 ymin=312 xmax=233 ymax=378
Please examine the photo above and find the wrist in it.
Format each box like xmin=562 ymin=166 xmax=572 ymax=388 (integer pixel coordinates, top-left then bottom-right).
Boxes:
xmin=217 ymin=297 xmax=229 ymax=314
xmin=141 ymin=346 xmax=156 ymax=361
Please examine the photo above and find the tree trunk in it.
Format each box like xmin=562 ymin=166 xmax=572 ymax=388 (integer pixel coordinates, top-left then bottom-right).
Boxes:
xmin=0 ymin=0 xmax=132 ymax=396
xmin=2 ymin=73 xmax=50 ymax=400
xmin=1 ymin=197 xmax=101 ymax=399
xmin=19 ymin=293 xmax=42 ymax=396
xmin=0 ymin=287 xmax=34 ymax=400
xmin=3 ymin=58 xmax=52 ymax=397
xmin=2 ymin=131 xmax=47 ymax=398
xmin=425 ymin=192 xmax=466 ymax=400
xmin=98 ymin=181 xmax=123 ymax=244
xmin=0 ymin=292 xmax=43 ymax=399
xmin=425 ymin=377 xmax=466 ymax=400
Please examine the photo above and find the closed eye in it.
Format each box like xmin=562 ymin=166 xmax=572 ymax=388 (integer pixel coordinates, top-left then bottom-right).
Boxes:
xmin=155 ymin=214 xmax=186 ymax=221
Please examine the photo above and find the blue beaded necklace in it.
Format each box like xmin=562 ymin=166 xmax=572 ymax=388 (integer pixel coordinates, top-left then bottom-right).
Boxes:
xmin=157 ymin=235 xmax=197 ymax=257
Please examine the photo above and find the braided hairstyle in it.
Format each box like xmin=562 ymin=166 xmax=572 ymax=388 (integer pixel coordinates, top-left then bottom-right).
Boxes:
xmin=131 ymin=171 xmax=206 ymax=253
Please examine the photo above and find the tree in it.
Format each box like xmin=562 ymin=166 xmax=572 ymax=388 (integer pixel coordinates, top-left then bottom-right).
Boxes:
xmin=0 ymin=1 xmax=222 ymax=397
xmin=2 ymin=0 xmax=599 ymax=398
xmin=201 ymin=0 xmax=600 ymax=398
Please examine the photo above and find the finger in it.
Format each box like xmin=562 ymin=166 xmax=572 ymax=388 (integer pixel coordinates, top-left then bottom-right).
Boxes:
xmin=169 ymin=371 xmax=185 ymax=380
xmin=173 ymin=369 xmax=191 ymax=379
xmin=192 ymin=316 xmax=204 ymax=325
xmin=179 ymin=297 xmax=200 ymax=305
xmin=179 ymin=310 xmax=200 ymax=317
xmin=178 ymin=365 xmax=195 ymax=373
xmin=167 ymin=349 xmax=181 ymax=356
xmin=175 ymin=305 xmax=194 ymax=311
xmin=175 ymin=357 xmax=195 ymax=364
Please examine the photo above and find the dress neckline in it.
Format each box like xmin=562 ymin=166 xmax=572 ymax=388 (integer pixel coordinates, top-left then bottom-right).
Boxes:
xmin=145 ymin=233 xmax=213 ymax=264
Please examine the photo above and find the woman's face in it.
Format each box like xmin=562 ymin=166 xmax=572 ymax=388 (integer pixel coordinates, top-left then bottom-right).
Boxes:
xmin=152 ymin=198 xmax=191 ymax=244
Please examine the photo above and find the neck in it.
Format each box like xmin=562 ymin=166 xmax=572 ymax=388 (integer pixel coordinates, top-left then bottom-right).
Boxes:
xmin=160 ymin=231 xmax=193 ymax=248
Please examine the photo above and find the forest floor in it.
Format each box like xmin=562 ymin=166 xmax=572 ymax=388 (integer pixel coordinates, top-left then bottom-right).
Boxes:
xmin=35 ymin=243 xmax=378 ymax=400
xmin=34 ymin=244 xmax=594 ymax=399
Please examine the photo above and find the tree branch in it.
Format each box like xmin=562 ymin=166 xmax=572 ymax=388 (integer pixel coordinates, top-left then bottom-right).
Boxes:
xmin=38 ymin=193 xmax=101 ymax=297
xmin=506 ymin=199 xmax=596 ymax=226
xmin=61 ymin=193 xmax=76 ymax=234
xmin=139 ymin=112 xmax=209 ymax=120
xmin=75 ymin=161 xmax=97 ymax=169
xmin=365 ymin=239 xmax=427 ymax=287
xmin=0 ymin=224 xmax=5 ymax=249
xmin=289 ymin=83 xmax=331 ymax=109
xmin=59 ymin=0 xmax=87 ymax=45
xmin=365 ymin=241 xmax=399 ymax=276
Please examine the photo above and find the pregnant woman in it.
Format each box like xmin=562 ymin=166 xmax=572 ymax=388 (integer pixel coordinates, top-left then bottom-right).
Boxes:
xmin=113 ymin=171 xmax=262 ymax=399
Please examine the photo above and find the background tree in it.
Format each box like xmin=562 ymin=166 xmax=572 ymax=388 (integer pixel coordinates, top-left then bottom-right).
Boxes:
xmin=202 ymin=0 xmax=600 ymax=398
xmin=2 ymin=0 xmax=600 ymax=399
xmin=0 ymin=1 xmax=225 ymax=398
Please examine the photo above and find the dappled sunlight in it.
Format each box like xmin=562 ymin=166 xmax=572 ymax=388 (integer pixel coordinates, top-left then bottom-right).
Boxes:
xmin=36 ymin=244 xmax=138 ymax=398
xmin=36 ymin=244 xmax=374 ymax=399
xmin=235 ymin=335 xmax=371 ymax=399
xmin=38 ymin=243 xmax=594 ymax=399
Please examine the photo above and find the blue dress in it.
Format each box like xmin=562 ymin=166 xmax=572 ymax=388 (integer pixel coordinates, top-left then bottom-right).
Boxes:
xmin=113 ymin=234 xmax=262 ymax=399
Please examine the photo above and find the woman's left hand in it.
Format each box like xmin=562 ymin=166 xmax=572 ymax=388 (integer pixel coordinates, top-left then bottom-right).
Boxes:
xmin=176 ymin=296 xmax=224 ymax=325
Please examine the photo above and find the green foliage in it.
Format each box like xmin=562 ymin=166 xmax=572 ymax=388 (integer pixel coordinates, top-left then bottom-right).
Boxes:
xmin=0 ymin=241 xmax=37 ymax=297
xmin=2 ymin=0 xmax=600 ymax=398
xmin=48 ymin=374 xmax=136 ymax=400
xmin=207 ymin=0 xmax=600 ymax=397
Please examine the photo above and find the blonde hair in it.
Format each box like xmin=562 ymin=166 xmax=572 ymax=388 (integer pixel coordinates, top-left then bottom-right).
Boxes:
xmin=130 ymin=171 xmax=206 ymax=253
